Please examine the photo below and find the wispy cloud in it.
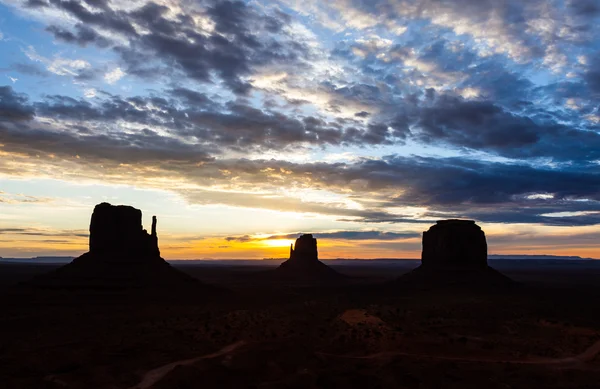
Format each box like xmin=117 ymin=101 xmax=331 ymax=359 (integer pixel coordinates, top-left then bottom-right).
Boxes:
xmin=0 ymin=191 xmax=53 ymax=205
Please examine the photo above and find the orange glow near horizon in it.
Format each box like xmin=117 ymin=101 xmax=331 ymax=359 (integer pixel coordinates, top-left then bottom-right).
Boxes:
xmin=261 ymin=239 xmax=295 ymax=248
xmin=1 ymin=231 xmax=599 ymax=260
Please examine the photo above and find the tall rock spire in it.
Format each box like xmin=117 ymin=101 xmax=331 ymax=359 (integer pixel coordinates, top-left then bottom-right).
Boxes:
xmin=151 ymin=215 xmax=157 ymax=238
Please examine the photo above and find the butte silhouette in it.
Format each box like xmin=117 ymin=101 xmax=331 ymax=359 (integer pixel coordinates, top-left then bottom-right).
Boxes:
xmin=397 ymin=219 xmax=512 ymax=288
xmin=29 ymin=202 xmax=211 ymax=292
xmin=273 ymin=234 xmax=343 ymax=280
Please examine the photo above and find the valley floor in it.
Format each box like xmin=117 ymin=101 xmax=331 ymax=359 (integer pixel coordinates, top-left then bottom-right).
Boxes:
xmin=1 ymin=260 xmax=599 ymax=389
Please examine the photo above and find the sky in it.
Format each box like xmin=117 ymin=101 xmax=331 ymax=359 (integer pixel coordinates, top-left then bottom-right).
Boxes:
xmin=0 ymin=0 xmax=599 ymax=259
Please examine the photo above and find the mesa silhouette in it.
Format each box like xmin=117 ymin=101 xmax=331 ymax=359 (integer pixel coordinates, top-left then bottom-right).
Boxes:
xmin=29 ymin=202 xmax=211 ymax=291
xmin=397 ymin=219 xmax=512 ymax=288
xmin=273 ymin=234 xmax=343 ymax=280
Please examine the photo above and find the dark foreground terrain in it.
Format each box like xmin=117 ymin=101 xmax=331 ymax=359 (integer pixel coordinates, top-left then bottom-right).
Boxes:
xmin=1 ymin=259 xmax=599 ymax=389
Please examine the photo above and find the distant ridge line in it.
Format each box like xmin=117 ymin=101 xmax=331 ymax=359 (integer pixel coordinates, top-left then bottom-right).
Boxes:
xmin=1 ymin=254 xmax=597 ymax=263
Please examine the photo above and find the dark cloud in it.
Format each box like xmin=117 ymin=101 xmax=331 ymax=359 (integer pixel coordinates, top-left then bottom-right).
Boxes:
xmin=0 ymin=88 xmax=215 ymax=165
xmin=0 ymin=124 xmax=214 ymax=165
xmin=325 ymin=32 xmax=599 ymax=161
xmin=265 ymin=231 xmax=420 ymax=241
xmin=413 ymin=94 xmax=600 ymax=161
xmin=17 ymin=1 xmax=597 ymax=161
xmin=224 ymin=231 xmax=420 ymax=242
xmin=168 ymin=87 xmax=215 ymax=108
xmin=46 ymin=24 xmax=110 ymax=47
xmin=1 ymin=88 xmax=406 ymax=151
xmin=24 ymin=0 xmax=47 ymax=7
xmin=343 ymin=0 xmax=593 ymax=59
xmin=129 ymin=1 xmax=306 ymax=94
xmin=0 ymin=86 xmax=35 ymax=121
xmin=312 ymin=155 xmax=600 ymax=206
xmin=416 ymin=95 xmax=540 ymax=149
xmin=44 ymin=0 xmax=137 ymax=36
xmin=419 ymin=39 xmax=477 ymax=73
xmin=190 ymin=156 xmax=600 ymax=226
xmin=567 ymin=0 xmax=600 ymax=18
xmin=462 ymin=61 xmax=534 ymax=104
xmin=224 ymin=235 xmax=251 ymax=242
xmin=28 ymin=0 xmax=309 ymax=95
xmin=584 ymin=53 xmax=600 ymax=95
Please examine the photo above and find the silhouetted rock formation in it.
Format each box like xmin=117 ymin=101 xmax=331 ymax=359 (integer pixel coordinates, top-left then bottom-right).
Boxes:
xmin=275 ymin=234 xmax=343 ymax=280
xmin=289 ymin=234 xmax=319 ymax=263
xmin=88 ymin=202 xmax=160 ymax=261
xmin=398 ymin=220 xmax=512 ymax=288
xmin=29 ymin=203 xmax=212 ymax=292
xmin=422 ymin=220 xmax=487 ymax=269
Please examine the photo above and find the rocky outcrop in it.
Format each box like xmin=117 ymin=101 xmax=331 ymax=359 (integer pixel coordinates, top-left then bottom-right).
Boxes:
xmin=397 ymin=220 xmax=512 ymax=288
xmin=28 ymin=203 xmax=213 ymax=293
xmin=288 ymin=234 xmax=319 ymax=263
xmin=276 ymin=234 xmax=343 ymax=280
xmin=421 ymin=219 xmax=487 ymax=268
xmin=88 ymin=202 xmax=159 ymax=260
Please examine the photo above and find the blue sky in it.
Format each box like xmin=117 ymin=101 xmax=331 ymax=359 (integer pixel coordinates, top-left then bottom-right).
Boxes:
xmin=1 ymin=0 xmax=599 ymax=259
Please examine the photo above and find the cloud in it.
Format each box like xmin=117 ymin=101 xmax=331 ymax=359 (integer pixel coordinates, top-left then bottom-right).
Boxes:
xmin=0 ymin=87 xmax=406 ymax=153
xmin=177 ymin=188 xmax=394 ymax=220
xmin=584 ymin=54 xmax=600 ymax=95
xmin=415 ymin=94 xmax=540 ymax=149
xmin=172 ymin=156 xmax=600 ymax=226
xmin=3 ymin=117 xmax=599 ymax=227
xmin=9 ymin=62 xmax=51 ymax=77
xmin=11 ymin=1 xmax=598 ymax=160
xmin=224 ymin=230 xmax=420 ymax=243
xmin=46 ymin=24 xmax=110 ymax=47
xmin=23 ymin=46 xmax=91 ymax=77
xmin=104 ymin=67 xmax=125 ymax=84
xmin=84 ymin=88 xmax=97 ymax=98
xmin=0 ymin=87 xmax=215 ymax=165
xmin=224 ymin=235 xmax=252 ymax=242
xmin=0 ymin=227 xmax=87 ymax=237
xmin=2 ymin=0 xmax=600 ymax=235
xmin=0 ymin=86 xmax=35 ymax=121
xmin=413 ymin=94 xmax=600 ymax=161
xmin=22 ymin=0 xmax=312 ymax=95
xmin=488 ymin=229 xmax=600 ymax=251
xmin=2 ymin=84 xmax=599 ymax=227
xmin=0 ymin=191 xmax=52 ymax=204
xmin=265 ymin=231 xmax=420 ymax=241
